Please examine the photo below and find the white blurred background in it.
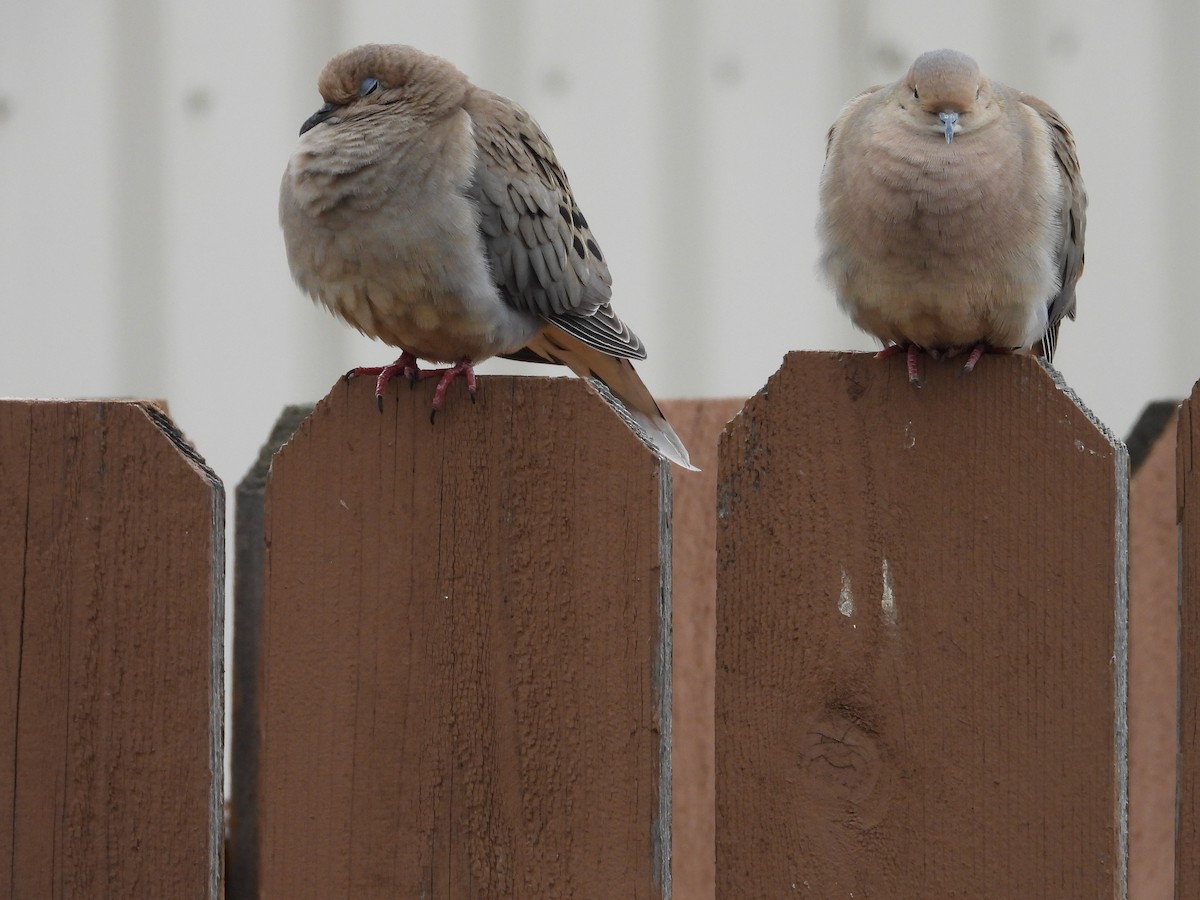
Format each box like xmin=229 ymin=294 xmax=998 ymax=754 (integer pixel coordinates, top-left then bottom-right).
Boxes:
xmin=2 ymin=0 xmax=1193 ymax=487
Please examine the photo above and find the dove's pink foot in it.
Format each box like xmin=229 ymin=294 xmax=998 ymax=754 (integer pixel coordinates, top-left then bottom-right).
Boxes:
xmin=877 ymin=342 xmax=1017 ymax=385
xmin=874 ymin=344 xmax=904 ymax=361
xmin=957 ymin=344 xmax=1012 ymax=376
xmin=427 ymin=359 xmax=477 ymax=423
xmin=874 ymin=343 xmax=923 ymax=387
xmin=346 ymin=353 xmax=476 ymax=419
xmin=904 ymin=345 xmax=922 ymax=386
xmin=346 ymin=351 xmax=424 ymax=412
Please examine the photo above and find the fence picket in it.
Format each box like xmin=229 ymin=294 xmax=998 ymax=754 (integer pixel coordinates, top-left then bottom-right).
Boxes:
xmin=716 ymin=352 xmax=1128 ymax=897
xmin=228 ymin=404 xmax=312 ymax=900
xmin=239 ymin=376 xmax=671 ymax=898
xmin=1126 ymin=404 xmax=1179 ymax=900
xmin=0 ymin=400 xmax=224 ymax=898
xmin=662 ymin=397 xmax=745 ymax=900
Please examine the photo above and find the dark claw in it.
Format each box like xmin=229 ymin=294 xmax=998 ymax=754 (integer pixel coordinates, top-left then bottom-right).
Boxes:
xmin=429 ymin=408 xmax=437 ymax=425
xmin=376 ymin=393 xmax=384 ymax=413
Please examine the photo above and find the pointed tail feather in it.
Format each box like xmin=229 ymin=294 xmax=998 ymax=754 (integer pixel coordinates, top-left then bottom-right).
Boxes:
xmin=523 ymin=327 xmax=697 ymax=471
xmin=584 ymin=376 xmax=696 ymax=471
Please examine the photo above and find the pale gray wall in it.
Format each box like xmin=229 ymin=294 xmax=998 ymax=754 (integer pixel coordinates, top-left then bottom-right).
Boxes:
xmin=0 ymin=0 xmax=1189 ymax=495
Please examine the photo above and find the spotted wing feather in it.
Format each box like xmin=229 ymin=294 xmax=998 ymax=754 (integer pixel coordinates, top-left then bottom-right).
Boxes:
xmin=467 ymin=89 xmax=645 ymax=361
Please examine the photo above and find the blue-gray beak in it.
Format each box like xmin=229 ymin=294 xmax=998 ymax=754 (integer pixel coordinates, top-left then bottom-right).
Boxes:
xmin=300 ymin=102 xmax=339 ymax=136
xmin=938 ymin=111 xmax=959 ymax=144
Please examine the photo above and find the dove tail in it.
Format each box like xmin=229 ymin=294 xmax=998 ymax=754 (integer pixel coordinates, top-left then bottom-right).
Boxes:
xmin=523 ymin=327 xmax=697 ymax=471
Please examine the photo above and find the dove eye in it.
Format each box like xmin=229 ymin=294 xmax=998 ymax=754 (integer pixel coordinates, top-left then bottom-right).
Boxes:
xmin=359 ymin=77 xmax=380 ymax=97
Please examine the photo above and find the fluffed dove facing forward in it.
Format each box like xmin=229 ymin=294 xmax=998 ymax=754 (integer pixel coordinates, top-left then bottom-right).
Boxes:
xmin=818 ymin=49 xmax=1087 ymax=385
xmin=280 ymin=44 xmax=695 ymax=470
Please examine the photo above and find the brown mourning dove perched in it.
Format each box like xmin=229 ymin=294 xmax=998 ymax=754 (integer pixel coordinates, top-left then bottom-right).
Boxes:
xmin=280 ymin=43 xmax=695 ymax=470
xmin=818 ymin=49 xmax=1087 ymax=385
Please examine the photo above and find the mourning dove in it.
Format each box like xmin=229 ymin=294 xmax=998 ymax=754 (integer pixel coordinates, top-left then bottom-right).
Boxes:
xmin=818 ymin=49 xmax=1087 ymax=385
xmin=280 ymin=43 xmax=695 ymax=470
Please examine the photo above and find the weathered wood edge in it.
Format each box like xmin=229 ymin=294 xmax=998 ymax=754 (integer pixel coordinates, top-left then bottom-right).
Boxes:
xmin=136 ymin=400 xmax=228 ymax=899
xmin=1036 ymin=360 xmax=1131 ymax=900
xmin=1177 ymin=385 xmax=1199 ymax=900
xmin=655 ymin=459 xmax=673 ymax=898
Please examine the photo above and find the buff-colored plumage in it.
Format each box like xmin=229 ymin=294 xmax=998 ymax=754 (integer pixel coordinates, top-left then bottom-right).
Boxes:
xmin=280 ymin=44 xmax=693 ymax=469
xmin=818 ymin=49 xmax=1086 ymax=375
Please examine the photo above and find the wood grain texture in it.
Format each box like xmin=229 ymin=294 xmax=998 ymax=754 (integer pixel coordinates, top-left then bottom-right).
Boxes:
xmin=661 ymin=397 xmax=746 ymax=900
xmin=253 ymin=375 xmax=670 ymax=899
xmin=1126 ymin=406 xmax=1179 ymax=900
xmin=1179 ymin=383 xmax=1200 ymax=899
xmin=0 ymin=400 xmax=224 ymax=899
xmin=716 ymin=352 xmax=1128 ymax=898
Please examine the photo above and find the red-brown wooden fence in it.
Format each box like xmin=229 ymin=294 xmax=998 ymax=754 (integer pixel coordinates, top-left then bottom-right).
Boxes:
xmin=6 ymin=353 xmax=1199 ymax=898
xmin=236 ymin=376 xmax=672 ymax=898
xmin=716 ymin=353 xmax=1128 ymax=897
xmin=0 ymin=400 xmax=223 ymax=898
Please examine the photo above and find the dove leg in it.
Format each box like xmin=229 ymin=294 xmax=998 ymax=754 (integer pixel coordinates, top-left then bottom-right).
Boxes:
xmin=874 ymin=343 xmax=924 ymax=387
xmin=904 ymin=345 xmax=922 ymax=386
xmin=874 ymin=344 xmax=904 ymax=361
xmin=958 ymin=344 xmax=1013 ymax=376
xmin=875 ymin=342 xmax=1016 ymax=384
xmin=427 ymin=358 xmax=477 ymax=423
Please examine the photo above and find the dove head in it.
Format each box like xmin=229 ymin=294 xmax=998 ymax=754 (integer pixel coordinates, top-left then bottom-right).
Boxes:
xmin=897 ymin=49 xmax=996 ymax=144
xmin=299 ymin=44 xmax=469 ymax=135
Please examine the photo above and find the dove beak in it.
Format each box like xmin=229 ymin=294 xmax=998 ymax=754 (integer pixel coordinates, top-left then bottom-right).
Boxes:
xmin=938 ymin=111 xmax=959 ymax=144
xmin=300 ymin=102 xmax=339 ymax=136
